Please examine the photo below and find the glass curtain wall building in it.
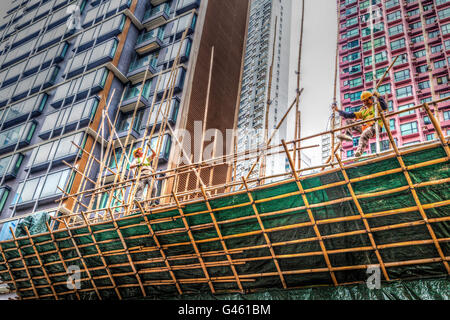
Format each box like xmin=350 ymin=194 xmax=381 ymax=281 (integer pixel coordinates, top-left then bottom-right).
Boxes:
xmin=338 ymin=0 xmax=450 ymax=159
xmin=0 ymin=0 xmax=250 ymax=224
xmin=235 ymin=0 xmax=293 ymax=181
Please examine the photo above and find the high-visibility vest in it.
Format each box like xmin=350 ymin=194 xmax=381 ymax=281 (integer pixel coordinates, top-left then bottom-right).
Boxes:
xmin=355 ymin=103 xmax=384 ymax=131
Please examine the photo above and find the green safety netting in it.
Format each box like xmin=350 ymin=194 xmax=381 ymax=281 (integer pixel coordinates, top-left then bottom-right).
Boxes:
xmin=0 ymin=144 xmax=448 ymax=300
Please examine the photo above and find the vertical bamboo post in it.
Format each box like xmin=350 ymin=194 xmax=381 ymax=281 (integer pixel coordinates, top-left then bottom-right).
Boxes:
xmin=134 ymin=200 xmax=182 ymax=295
xmin=281 ymin=141 xmax=338 ymax=286
xmin=9 ymin=227 xmax=39 ymax=299
xmin=375 ymin=104 xmax=450 ymax=274
xmin=242 ymin=177 xmax=287 ymax=289
xmin=0 ymin=244 xmax=21 ymax=300
xmin=172 ymin=191 xmax=215 ymax=293
xmin=61 ymin=221 xmax=102 ymax=299
xmin=45 ymin=221 xmax=81 ymax=300
xmin=23 ymin=226 xmax=59 ymax=299
xmin=332 ymin=153 xmax=390 ymax=281
xmin=261 ymin=16 xmax=278 ymax=182
xmin=294 ymin=0 xmax=305 ymax=169
xmin=196 ymin=46 xmax=215 ymax=190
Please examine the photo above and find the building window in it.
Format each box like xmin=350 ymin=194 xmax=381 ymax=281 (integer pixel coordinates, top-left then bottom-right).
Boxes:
xmin=398 ymin=103 xmax=415 ymax=116
xmin=444 ymin=110 xmax=450 ymax=121
xmin=400 ymin=121 xmax=418 ymax=136
xmin=12 ymin=169 xmax=73 ymax=205
xmin=394 ymin=69 xmax=410 ymax=82
xmin=426 ymin=133 xmax=435 ymax=141
xmin=396 ymin=86 xmax=413 ymax=99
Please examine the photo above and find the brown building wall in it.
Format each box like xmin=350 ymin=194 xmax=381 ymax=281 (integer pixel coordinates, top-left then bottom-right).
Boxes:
xmin=172 ymin=0 xmax=250 ymax=194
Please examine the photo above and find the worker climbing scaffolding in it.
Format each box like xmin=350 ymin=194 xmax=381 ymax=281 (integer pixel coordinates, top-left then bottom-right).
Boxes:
xmin=332 ymin=91 xmax=388 ymax=157
xmin=130 ymin=146 xmax=158 ymax=205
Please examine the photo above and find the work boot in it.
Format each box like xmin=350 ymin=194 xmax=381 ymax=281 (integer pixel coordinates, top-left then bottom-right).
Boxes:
xmin=337 ymin=133 xmax=353 ymax=142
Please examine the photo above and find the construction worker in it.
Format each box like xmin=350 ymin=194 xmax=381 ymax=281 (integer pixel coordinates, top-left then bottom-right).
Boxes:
xmin=130 ymin=146 xmax=158 ymax=204
xmin=332 ymin=91 xmax=388 ymax=157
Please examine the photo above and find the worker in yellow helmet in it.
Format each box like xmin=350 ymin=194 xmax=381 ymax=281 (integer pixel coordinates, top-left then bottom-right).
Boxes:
xmin=130 ymin=146 xmax=158 ymax=204
xmin=332 ymin=90 xmax=388 ymax=157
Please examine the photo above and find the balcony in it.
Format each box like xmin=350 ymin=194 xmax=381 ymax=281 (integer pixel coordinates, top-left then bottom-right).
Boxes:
xmin=155 ymin=67 xmax=186 ymax=98
xmin=142 ymin=2 xmax=171 ymax=30
xmin=142 ymin=97 xmax=180 ymax=133
xmin=176 ymin=0 xmax=200 ymax=15
xmin=135 ymin=27 xmax=164 ymax=55
xmin=158 ymin=39 xmax=192 ymax=68
xmin=127 ymin=54 xmax=158 ymax=84
xmin=0 ymin=153 xmax=24 ymax=181
xmin=120 ymin=80 xmax=153 ymax=112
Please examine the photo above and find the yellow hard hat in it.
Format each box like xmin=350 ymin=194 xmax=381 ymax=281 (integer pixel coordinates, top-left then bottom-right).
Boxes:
xmin=361 ymin=91 xmax=373 ymax=101
xmin=133 ymin=148 xmax=143 ymax=158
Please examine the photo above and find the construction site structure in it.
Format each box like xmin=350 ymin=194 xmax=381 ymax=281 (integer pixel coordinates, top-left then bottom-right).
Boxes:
xmin=0 ymin=0 xmax=449 ymax=300
xmin=338 ymin=0 xmax=450 ymax=160
xmin=0 ymin=0 xmax=249 ymax=222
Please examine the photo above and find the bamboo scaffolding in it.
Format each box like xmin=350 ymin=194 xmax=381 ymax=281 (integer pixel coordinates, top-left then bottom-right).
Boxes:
xmin=61 ymin=220 xmax=102 ymax=300
xmin=53 ymin=96 xmax=449 ymax=207
xmin=375 ymin=103 xmax=450 ymax=275
xmin=333 ymin=152 xmax=390 ymax=281
xmin=281 ymin=140 xmax=338 ymax=286
xmin=172 ymin=191 xmax=215 ymax=293
xmin=9 ymin=227 xmax=39 ymax=299
xmin=44 ymin=221 xmax=81 ymax=300
xmin=242 ymin=177 xmax=287 ymax=289
xmin=51 ymin=149 xmax=448 ymax=228
xmin=23 ymin=226 xmax=59 ymax=299
xmin=78 ymin=212 xmax=122 ymax=299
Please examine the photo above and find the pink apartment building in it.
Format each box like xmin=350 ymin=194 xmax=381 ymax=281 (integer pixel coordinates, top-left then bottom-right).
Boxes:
xmin=338 ymin=0 xmax=450 ymax=159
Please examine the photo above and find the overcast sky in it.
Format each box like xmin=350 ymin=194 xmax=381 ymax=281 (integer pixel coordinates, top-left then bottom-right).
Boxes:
xmin=289 ymin=0 xmax=338 ymax=166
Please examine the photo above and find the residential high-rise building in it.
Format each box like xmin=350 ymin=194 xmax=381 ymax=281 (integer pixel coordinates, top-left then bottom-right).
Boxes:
xmin=235 ymin=0 xmax=293 ymax=181
xmin=338 ymin=0 xmax=450 ymax=160
xmin=0 ymin=0 xmax=249 ymax=225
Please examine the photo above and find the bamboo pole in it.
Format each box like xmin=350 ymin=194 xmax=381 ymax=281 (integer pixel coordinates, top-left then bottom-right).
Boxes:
xmin=242 ymin=177 xmax=287 ymax=289
xmin=172 ymin=191 xmax=215 ymax=293
xmin=9 ymin=227 xmax=39 ymax=299
xmin=196 ymin=46 xmax=215 ymax=190
xmin=61 ymin=220 xmax=102 ymax=299
xmin=45 ymin=221 xmax=81 ymax=300
xmin=78 ymin=212 xmax=122 ymax=299
xmin=281 ymin=140 xmax=338 ymax=286
xmin=294 ymin=0 xmax=305 ymax=169
xmin=134 ymin=200 xmax=182 ymax=295
xmin=375 ymin=103 xmax=450 ymax=274
xmin=23 ymin=226 xmax=59 ymax=299
xmin=333 ymin=152 xmax=390 ymax=281
xmin=261 ymin=16 xmax=278 ymax=182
